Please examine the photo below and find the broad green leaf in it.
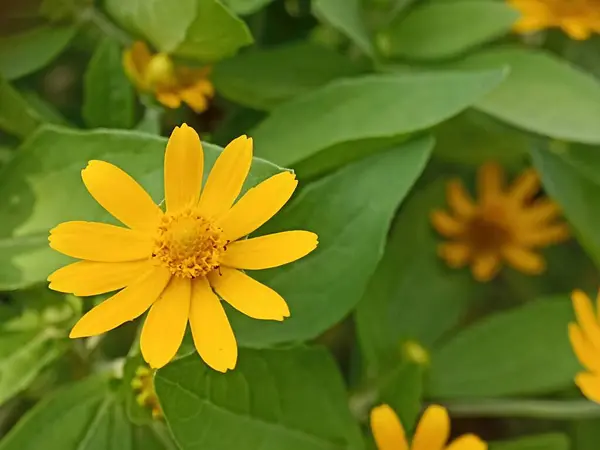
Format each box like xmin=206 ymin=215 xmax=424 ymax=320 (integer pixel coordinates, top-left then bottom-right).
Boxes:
xmin=173 ymin=0 xmax=253 ymax=62
xmin=427 ymin=297 xmax=579 ymax=398
xmin=0 ymin=376 xmax=175 ymax=450
xmin=105 ymin=0 xmax=195 ymax=53
xmin=0 ymin=25 xmax=76 ymax=80
xmin=253 ymin=69 xmax=506 ymax=167
xmin=83 ymin=38 xmax=136 ymax=129
xmin=530 ymin=144 xmax=600 ymax=268
xmin=0 ymin=329 xmax=66 ymax=406
xmin=379 ymin=0 xmax=518 ymax=61
xmin=572 ymin=419 xmax=600 ymax=450
xmin=379 ymin=362 xmax=423 ymax=434
xmin=155 ymin=347 xmax=364 ymax=450
xmin=21 ymin=90 xmax=71 ymax=127
xmin=434 ymin=111 xmax=528 ymax=167
xmin=453 ymin=47 xmax=600 ymax=144
xmin=355 ymin=179 xmax=476 ymax=374
xmin=490 ymin=433 xmax=569 ymax=450
xmin=222 ymin=0 xmax=274 ymax=14
xmin=231 ymin=137 xmax=433 ymax=346
xmin=312 ymin=0 xmax=374 ymax=57
xmin=0 ymin=125 xmax=283 ymax=290
xmin=213 ymin=41 xmax=363 ymax=111
xmin=0 ymin=77 xmax=41 ymax=138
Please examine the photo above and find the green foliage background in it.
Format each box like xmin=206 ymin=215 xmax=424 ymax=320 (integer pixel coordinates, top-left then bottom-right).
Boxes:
xmin=0 ymin=0 xmax=599 ymax=448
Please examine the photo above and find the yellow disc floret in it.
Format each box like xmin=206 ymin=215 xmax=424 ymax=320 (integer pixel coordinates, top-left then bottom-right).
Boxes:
xmin=152 ymin=208 xmax=227 ymax=278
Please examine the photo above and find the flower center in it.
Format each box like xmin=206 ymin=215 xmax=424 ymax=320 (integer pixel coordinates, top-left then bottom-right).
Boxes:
xmin=467 ymin=205 xmax=511 ymax=253
xmin=152 ymin=208 xmax=227 ymax=278
xmin=145 ymin=53 xmax=178 ymax=90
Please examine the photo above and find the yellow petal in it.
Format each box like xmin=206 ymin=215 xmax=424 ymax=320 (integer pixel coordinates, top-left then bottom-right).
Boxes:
xmin=369 ymin=404 xmax=408 ymax=450
xmin=477 ymin=162 xmax=504 ymax=203
xmin=198 ymin=135 xmax=252 ymax=219
xmin=446 ymin=434 xmax=487 ymax=450
xmin=520 ymin=199 xmax=561 ymax=225
xmin=141 ymin=277 xmax=191 ymax=369
xmin=221 ymin=231 xmax=318 ymax=270
xmin=49 ymin=221 xmax=152 ymax=262
xmin=562 ymin=20 xmax=592 ymax=40
xmin=70 ymin=266 xmax=171 ymax=338
xmin=568 ymin=322 xmax=600 ymax=373
xmin=123 ymin=41 xmax=151 ymax=90
xmin=189 ymin=277 xmax=237 ymax=372
xmin=179 ymin=81 xmax=213 ymax=113
xmin=471 ymin=254 xmax=501 ymax=282
xmin=82 ymin=160 xmax=162 ymax=231
xmin=430 ymin=210 xmax=465 ymax=238
xmin=572 ymin=290 xmax=600 ymax=350
xmin=208 ymin=267 xmax=289 ymax=321
xmin=48 ymin=260 xmax=151 ymax=296
xmin=501 ymin=245 xmax=545 ymax=275
xmin=575 ymin=371 xmax=600 ymax=404
xmin=516 ymin=224 xmax=570 ymax=247
xmin=156 ymin=91 xmax=181 ymax=109
xmin=217 ymin=171 xmax=298 ymax=242
xmin=411 ymin=405 xmax=450 ymax=450
xmin=508 ymin=168 xmax=539 ymax=203
xmin=438 ymin=243 xmax=471 ymax=268
xmin=164 ymin=124 xmax=204 ymax=213
xmin=447 ymin=179 xmax=475 ymax=218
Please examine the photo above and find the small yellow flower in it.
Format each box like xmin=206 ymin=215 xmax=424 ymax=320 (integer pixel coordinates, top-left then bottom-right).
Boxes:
xmin=131 ymin=365 xmax=163 ymax=420
xmin=508 ymin=0 xmax=600 ymax=40
xmin=123 ymin=41 xmax=215 ymax=113
xmin=370 ymin=404 xmax=486 ymax=450
xmin=431 ymin=162 xmax=569 ymax=282
xmin=569 ymin=289 xmax=600 ymax=403
xmin=48 ymin=123 xmax=318 ymax=372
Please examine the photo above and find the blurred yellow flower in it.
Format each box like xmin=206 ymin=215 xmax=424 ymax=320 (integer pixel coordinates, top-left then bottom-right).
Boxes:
xmin=508 ymin=0 xmax=600 ymax=40
xmin=123 ymin=41 xmax=214 ymax=113
xmin=431 ymin=162 xmax=569 ymax=282
xmin=48 ymin=123 xmax=318 ymax=371
xmin=131 ymin=365 xmax=163 ymax=420
xmin=569 ymin=289 xmax=600 ymax=403
xmin=370 ymin=404 xmax=486 ymax=450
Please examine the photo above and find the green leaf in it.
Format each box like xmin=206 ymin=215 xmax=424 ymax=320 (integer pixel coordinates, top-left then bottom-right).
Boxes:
xmin=231 ymin=137 xmax=432 ymax=346
xmin=378 ymin=0 xmax=518 ymax=61
xmin=572 ymin=419 xmax=600 ymax=450
xmin=379 ymin=362 xmax=423 ymax=434
xmin=173 ymin=0 xmax=253 ymax=62
xmin=213 ymin=41 xmax=363 ymax=111
xmin=355 ymin=179 xmax=477 ymax=375
xmin=530 ymin=144 xmax=600 ymax=268
xmin=313 ymin=0 xmax=374 ymax=57
xmin=83 ymin=38 xmax=136 ymax=129
xmin=0 ymin=125 xmax=283 ymax=290
xmin=222 ymin=0 xmax=274 ymax=15
xmin=427 ymin=297 xmax=579 ymax=398
xmin=0 ymin=25 xmax=76 ymax=80
xmin=0 ymin=376 xmax=175 ymax=450
xmin=0 ymin=76 xmax=41 ymax=138
xmin=253 ymin=69 xmax=506 ymax=167
xmin=453 ymin=47 xmax=600 ymax=144
xmin=0 ymin=329 xmax=66 ymax=406
xmin=155 ymin=347 xmax=364 ymax=450
xmin=21 ymin=90 xmax=71 ymax=127
xmin=490 ymin=433 xmax=569 ymax=450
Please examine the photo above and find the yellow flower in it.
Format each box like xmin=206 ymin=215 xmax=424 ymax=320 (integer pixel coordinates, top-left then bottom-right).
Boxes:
xmin=123 ymin=41 xmax=215 ymax=113
xmin=131 ymin=365 xmax=163 ymax=420
xmin=370 ymin=404 xmax=486 ymax=450
xmin=569 ymin=289 xmax=600 ymax=403
xmin=48 ymin=123 xmax=318 ymax=371
xmin=508 ymin=0 xmax=600 ymax=40
xmin=431 ymin=162 xmax=569 ymax=282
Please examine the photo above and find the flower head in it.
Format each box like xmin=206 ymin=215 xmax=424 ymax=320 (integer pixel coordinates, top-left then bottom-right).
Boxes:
xmin=131 ymin=365 xmax=163 ymax=419
xmin=508 ymin=0 xmax=600 ymax=40
xmin=569 ymin=289 xmax=600 ymax=403
xmin=123 ymin=41 xmax=214 ymax=113
xmin=431 ymin=162 xmax=569 ymax=282
xmin=48 ymin=124 xmax=318 ymax=372
xmin=370 ymin=404 xmax=486 ymax=450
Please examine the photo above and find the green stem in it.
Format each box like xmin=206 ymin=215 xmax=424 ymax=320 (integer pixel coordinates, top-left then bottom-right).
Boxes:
xmin=443 ymin=398 xmax=600 ymax=420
